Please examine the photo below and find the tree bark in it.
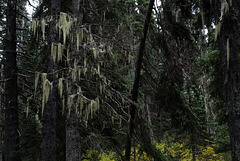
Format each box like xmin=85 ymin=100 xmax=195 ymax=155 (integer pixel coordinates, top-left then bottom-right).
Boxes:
xmin=0 ymin=80 xmax=2 ymax=161
xmin=4 ymin=0 xmax=20 ymax=160
xmin=65 ymin=1 xmax=83 ymax=160
xmin=66 ymin=115 xmax=81 ymax=161
xmin=217 ymin=2 xmax=240 ymax=161
xmin=144 ymin=95 xmax=154 ymax=143
xmin=41 ymin=0 xmax=60 ymax=161
xmin=124 ymin=0 xmax=154 ymax=160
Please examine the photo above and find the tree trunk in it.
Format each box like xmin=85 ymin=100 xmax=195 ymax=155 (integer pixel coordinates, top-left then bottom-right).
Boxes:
xmin=218 ymin=2 xmax=240 ymax=161
xmin=124 ymin=0 xmax=154 ymax=160
xmin=66 ymin=115 xmax=81 ymax=161
xmin=144 ymin=95 xmax=154 ymax=143
xmin=4 ymin=0 xmax=20 ymax=160
xmin=65 ymin=1 xmax=83 ymax=160
xmin=0 ymin=84 xmax=2 ymax=161
xmin=41 ymin=0 xmax=60 ymax=161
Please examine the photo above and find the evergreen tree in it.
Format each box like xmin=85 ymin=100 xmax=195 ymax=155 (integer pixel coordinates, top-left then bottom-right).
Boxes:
xmin=4 ymin=0 xmax=20 ymax=160
xmin=41 ymin=0 xmax=61 ymax=160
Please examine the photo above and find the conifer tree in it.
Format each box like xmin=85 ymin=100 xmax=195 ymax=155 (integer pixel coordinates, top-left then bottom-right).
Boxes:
xmin=4 ymin=0 xmax=20 ymax=160
xmin=41 ymin=0 xmax=61 ymax=161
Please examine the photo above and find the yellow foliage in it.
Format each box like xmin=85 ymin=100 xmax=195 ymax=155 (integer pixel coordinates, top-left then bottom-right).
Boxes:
xmin=82 ymin=139 xmax=230 ymax=161
xmin=156 ymin=139 xmax=230 ymax=161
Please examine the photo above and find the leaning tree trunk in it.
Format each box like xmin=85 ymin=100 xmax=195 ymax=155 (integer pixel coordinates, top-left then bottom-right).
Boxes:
xmin=124 ymin=0 xmax=154 ymax=160
xmin=41 ymin=0 xmax=60 ymax=161
xmin=4 ymin=0 xmax=20 ymax=161
xmin=218 ymin=2 xmax=240 ymax=161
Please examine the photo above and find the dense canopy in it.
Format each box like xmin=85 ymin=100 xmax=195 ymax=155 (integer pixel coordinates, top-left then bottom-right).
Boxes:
xmin=0 ymin=0 xmax=239 ymax=161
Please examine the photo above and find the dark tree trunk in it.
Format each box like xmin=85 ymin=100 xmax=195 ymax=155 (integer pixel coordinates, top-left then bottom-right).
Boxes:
xmin=66 ymin=115 xmax=81 ymax=161
xmin=0 ymin=82 xmax=2 ymax=161
xmin=4 ymin=0 xmax=20 ymax=161
xmin=124 ymin=0 xmax=154 ymax=160
xmin=218 ymin=2 xmax=240 ymax=161
xmin=66 ymin=1 xmax=83 ymax=160
xmin=41 ymin=0 xmax=60 ymax=161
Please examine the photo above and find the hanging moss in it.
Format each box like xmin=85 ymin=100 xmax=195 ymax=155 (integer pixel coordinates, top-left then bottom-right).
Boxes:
xmin=34 ymin=72 xmax=40 ymax=97
xmin=227 ymin=38 xmax=230 ymax=69
xmin=58 ymin=78 xmax=63 ymax=98
xmin=41 ymin=19 xmax=46 ymax=40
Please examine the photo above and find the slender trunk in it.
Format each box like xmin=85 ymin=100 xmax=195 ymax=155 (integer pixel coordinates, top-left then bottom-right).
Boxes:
xmin=201 ymin=75 xmax=214 ymax=134
xmin=124 ymin=0 xmax=154 ymax=160
xmin=188 ymin=88 xmax=197 ymax=161
xmin=144 ymin=95 xmax=154 ymax=143
xmin=217 ymin=2 xmax=240 ymax=161
xmin=65 ymin=1 xmax=83 ymax=160
xmin=41 ymin=0 xmax=60 ymax=161
xmin=4 ymin=0 xmax=20 ymax=161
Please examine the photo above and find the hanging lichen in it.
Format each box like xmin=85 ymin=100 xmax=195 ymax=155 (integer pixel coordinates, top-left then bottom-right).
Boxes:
xmin=44 ymin=79 xmax=53 ymax=103
xmin=112 ymin=116 xmax=114 ymax=123
xmin=84 ymin=58 xmax=87 ymax=68
xmin=227 ymin=38 xmax=230 ymax=69
xmin=90 ymin=100 xmax=93 ymax=119
xmin=41 ymin=19 xmax=46 ymax=40
xmin=32 ymin=19 xmax=37 ymax=36
xmin=60 ymin=12 xmax=67 ymax=45
xmin=74 ymin=60 xmax=77 ymax=71
xmin=34 ymin=72 xmax=40 ymax=97
xmin=83 ymin=67 xmax=87 ymax=76
xmin=42 ymin=73 xmax=47 ymax=86
xmin=41 ymin=77 xmax=53 ymax=116
xmin=67 ymin=47 xmax=70 ymax=65
xmin=80 ymin=95 xmax=83 ymax=117
xmin=97 ymin=64 xmax=100 ymax=74
xmin=72 ymin=69 xmax=77 ymax=82
xmin=68 ymin=94 xmax=76 ymax=115
xmin=77 ymin=31 xmax=80 ymax=51
xmin=93 ymin=48 xmax=98 ymax=59
xmin=119 ymin=118 xmax=122 ymax=127
xmin=95 ymin=97 xmax=100 ymax=110
xmin=66 ymin=18 xmax=74 ymax=39
xmin=51 ymin=43 xmax=57 ymax=62
xmin=220 ymin=1 xmax=229 ymax=21
xmin=81 ymin=28 xmax=84 ymax=41
xmin=214 ymin=22 xmax=221 ymax=41
xmin=57 ymin=43 xmax=63 ymax=62
xmin=58 ymin=78 xmax=63 ymax=98
xmin=89 ymin=25 xmax=92 ymax=34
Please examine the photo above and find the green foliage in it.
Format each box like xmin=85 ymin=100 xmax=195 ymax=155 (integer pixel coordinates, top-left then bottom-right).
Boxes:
xmin=83 ymin=149 xmax=120 ymax=161
xmin=19 ymin=102 xmax=41 ymax=161
xmin=197 ymin=48 xmax=226 ymax=124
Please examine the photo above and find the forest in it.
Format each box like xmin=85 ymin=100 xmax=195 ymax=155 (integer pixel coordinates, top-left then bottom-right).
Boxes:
xmin=0 ymin=0 xmax=239 ymax=161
